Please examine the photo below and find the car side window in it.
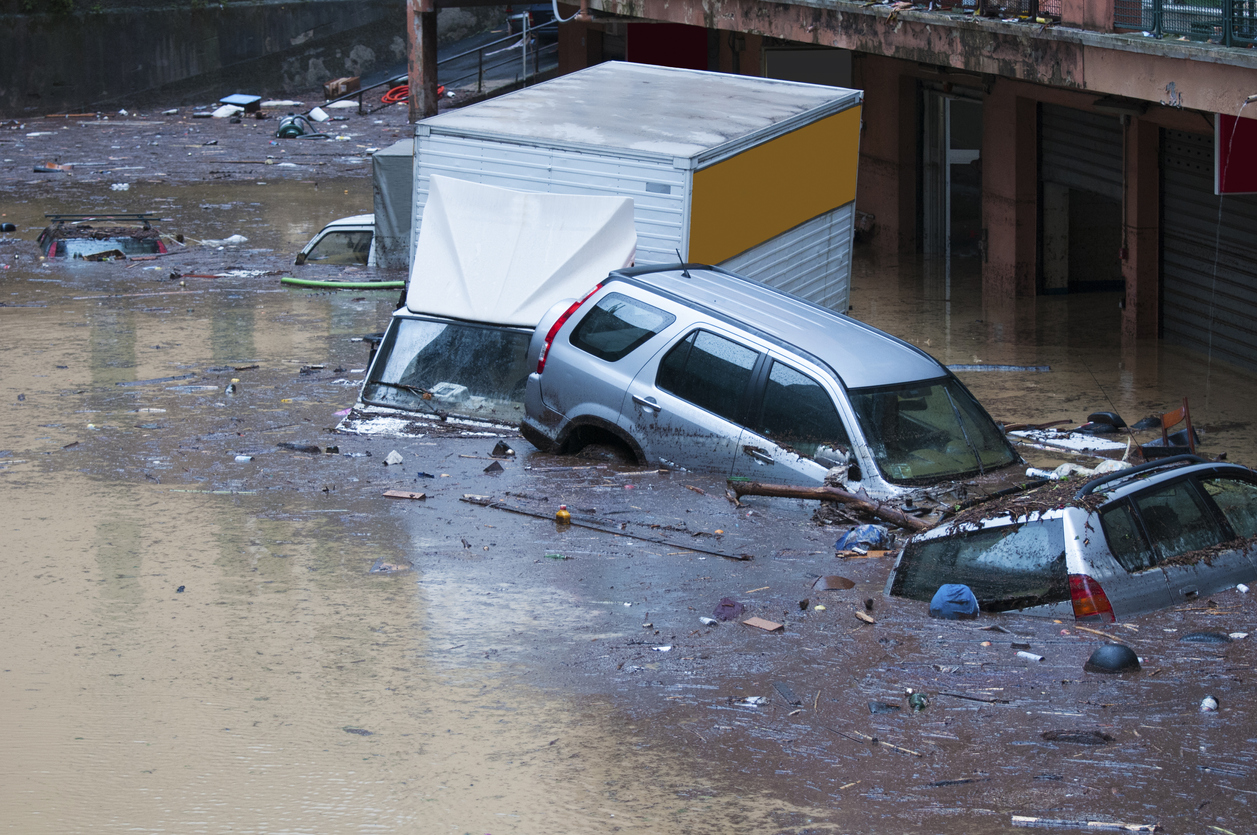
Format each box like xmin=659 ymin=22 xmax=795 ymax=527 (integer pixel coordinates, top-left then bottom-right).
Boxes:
xmin=569 ymin=293 xmax=675 ymax=362
xmin=1100 ymin=502 xmax=1157 ymax=572
xmin=1201 ymin=477 xmax=1257 ymax=539
xmin=307 ymin=230 xmax=371 ymax=265
xmin=657 ymin=330 xmax=758 ymax=422
xmin=752 ymin=361 xmax=850 ymax=455
xmin=1133 ymin=480 xmax=1226 ymax=563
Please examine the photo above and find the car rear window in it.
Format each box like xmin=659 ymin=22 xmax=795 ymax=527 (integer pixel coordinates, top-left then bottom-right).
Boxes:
xmin=569 ymin=293 xmax=674 ymax=362
xmin=890 ymin=519 xmax=1069 ymax=612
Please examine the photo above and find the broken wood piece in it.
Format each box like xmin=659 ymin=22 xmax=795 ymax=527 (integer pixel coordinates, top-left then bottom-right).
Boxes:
xmin=855 ymin=610 xmax=876 ymax=624
xmin=837 ymin=548 xmax=891 ymax=559
xmin=383 ymin=490 xmax=426 ymax=500
xmin=772 ymin=681 xmax=803 ymax=705
xmin=1011 ymin=815 xmax=1158 ymax=832
xmin=743 ymin=617 xmax=784 ymax=632
xmin=728 ymin=479 xmax=933 ymax=531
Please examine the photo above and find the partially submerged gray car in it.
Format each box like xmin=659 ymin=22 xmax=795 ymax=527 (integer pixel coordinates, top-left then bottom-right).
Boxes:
xmin=887 ymin=456 xmax=1257 ymax=621
xmin=522 ymin=264 xmax=1021 ymax=499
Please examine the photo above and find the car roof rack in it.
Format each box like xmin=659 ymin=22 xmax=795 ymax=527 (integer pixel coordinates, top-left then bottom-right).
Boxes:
xmin=45 ymin=213 xmax=159 ymax=228
xmin=1076 ymin=454 xmax=1209 ymax=497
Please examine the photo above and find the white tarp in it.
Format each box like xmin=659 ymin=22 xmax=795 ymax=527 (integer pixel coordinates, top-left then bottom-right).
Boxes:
xmin=405 ymin=175 xmax=636 ymax=327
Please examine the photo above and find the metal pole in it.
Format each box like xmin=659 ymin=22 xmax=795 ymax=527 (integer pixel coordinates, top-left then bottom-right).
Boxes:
xmin=477 ymin=49 xmax=484 ymax=94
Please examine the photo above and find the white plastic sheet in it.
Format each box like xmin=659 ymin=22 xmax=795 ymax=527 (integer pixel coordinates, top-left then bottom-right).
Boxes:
xmin=405 ymin=175 xmax=636 ymax=327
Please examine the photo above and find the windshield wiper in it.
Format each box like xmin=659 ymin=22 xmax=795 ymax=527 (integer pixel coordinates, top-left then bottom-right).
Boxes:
xmin=943 ymin=387 xmax=984 ymax=476
xmin=371 ymin=381 xmax=449 ymax=421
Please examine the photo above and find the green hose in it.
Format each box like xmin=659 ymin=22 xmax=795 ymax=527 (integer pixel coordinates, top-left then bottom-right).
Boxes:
xmin=280 ymin=277 xmax=405 ymax=290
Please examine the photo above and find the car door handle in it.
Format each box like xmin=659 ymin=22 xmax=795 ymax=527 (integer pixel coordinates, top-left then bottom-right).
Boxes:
xmin=632 ymin=394 xmax=660 ymax=413
xmin=743 ymin=446 xmax=774 ymax=465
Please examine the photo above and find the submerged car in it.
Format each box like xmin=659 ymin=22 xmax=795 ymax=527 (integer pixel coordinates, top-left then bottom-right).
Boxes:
xmin=522 ymin=264 xmax=1020 ymax=499
xmin=295 ymin=214 xmax=374 ymax=266
xmin=886 ymin=455 xmax=1257 ymax=621
xmin=37 ymin=213 xmax=168 ymax=259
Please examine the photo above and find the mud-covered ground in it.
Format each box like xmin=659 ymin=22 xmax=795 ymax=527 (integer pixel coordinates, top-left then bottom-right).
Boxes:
xmin=3 ymin=93 xmax=1257 ymax=835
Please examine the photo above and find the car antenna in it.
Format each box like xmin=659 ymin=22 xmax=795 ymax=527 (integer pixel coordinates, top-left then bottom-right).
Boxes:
xmin=675 ymin=249 xmax=690 ymax=278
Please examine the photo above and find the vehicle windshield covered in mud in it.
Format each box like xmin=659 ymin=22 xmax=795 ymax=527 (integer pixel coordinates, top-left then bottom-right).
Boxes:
xmin=37 ymin=213 xmax=167 ymax=259
xmin=887 ymin=456 xmax=1257 ymax=620
xmin=361 ymin=316 xmax=533 ymax=423
xmin=849 ymin=377 xmax=1018 ymax=483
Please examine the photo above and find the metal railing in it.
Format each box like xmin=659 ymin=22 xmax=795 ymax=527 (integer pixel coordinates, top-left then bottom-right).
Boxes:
xmin=1115 ymin=0 xmax=1257 ymax=46
xmin=436 ymin=22 xmax=560 ymax=95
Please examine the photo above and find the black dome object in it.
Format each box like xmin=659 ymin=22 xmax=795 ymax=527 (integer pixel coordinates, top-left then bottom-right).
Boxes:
xmin=1084 ymin=642 xmax=1140 ymax=674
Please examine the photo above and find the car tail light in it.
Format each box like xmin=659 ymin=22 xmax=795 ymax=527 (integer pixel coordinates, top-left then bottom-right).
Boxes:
xmin=536 ymin=283 xmax=600 ymax=374
xmin=1069 ymin=574 xmax=1116 ymax=622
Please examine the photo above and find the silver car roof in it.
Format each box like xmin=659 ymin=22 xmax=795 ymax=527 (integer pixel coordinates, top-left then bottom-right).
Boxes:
xmin=609 ymin=266 xmax=946 ymax=390
xmin=1083 ymin=459 xmax=1254 ymax=501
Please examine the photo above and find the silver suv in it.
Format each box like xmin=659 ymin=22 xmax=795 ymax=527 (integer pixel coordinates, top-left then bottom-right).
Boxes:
xmin=521 ymin=265 xmax=1020 ymax=499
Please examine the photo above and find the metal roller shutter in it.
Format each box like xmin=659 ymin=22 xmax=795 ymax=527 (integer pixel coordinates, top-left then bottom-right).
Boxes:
xmin=1162 ymin=129 xmax=1257 ymax=372
xmin=1040 ymin=104 xmax=1123 ymax=200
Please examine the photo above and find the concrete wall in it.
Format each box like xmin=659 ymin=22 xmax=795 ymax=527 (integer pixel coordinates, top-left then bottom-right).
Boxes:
xmin=0 ymin=0 xmax=504 ymax=115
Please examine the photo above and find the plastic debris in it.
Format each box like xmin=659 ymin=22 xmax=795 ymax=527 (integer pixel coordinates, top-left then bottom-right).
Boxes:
xmin=384 ymin=450 xmax=403 ymax=466
xmin=699 ymin=616 xmax=718 ymax=626
xmin=1238 ymin=583 xmax=1250 ymax=593
xmin=1016 ymin=651 xmax=1045 ymax=663
xmin=1200 ymin=695 xmax=1219 ymax=712
xmin=713 ymin=597 xmax=744 ymax=621
xmin=234 ymin=454 xmax=253 ymax=463
xmin=835 ymin=524 xmax=889 ymax=552
xmin=909 ymin=692 xmax=929 ymax=712
xmin=929 ymin=584 xmax=979 ymax=620
xmin=1180 ymin=631 xmax=1232 ymax=643
xmin=483 ymin=460 xmax=504 ymax=474
xmin=491 ymin=440 xmax=515 ymax=457
xmin=869 ymin=700 xmax=900 ymax=714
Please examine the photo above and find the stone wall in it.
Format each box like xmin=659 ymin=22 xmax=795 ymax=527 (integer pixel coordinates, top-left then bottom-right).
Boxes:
xmin=0 ymin=0 xmax=504 ymax=115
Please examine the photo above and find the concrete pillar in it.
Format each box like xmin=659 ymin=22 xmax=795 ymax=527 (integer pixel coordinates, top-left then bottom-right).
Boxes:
xmin=1122 ymin=116 xmax=1160 ymax=342
xmin=981 ymin=81 xmax=1037 ymax=300
xmin=854 ymin=55 xmax=917 ymax=255
xmin=407 ymin=0 xmax=439 ymax=123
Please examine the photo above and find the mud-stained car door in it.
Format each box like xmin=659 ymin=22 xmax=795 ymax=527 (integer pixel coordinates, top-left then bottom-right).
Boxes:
xmin=623 ymin=327 xmax=759 ymax=475
xmin=731 ymin=355 xmax=854 ymax=485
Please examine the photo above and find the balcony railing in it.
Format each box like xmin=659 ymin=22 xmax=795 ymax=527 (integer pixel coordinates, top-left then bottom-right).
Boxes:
xmin=1115 ymin=0 xmax=1257 ymax=46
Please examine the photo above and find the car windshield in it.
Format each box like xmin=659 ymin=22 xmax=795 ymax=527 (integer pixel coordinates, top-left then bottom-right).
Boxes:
xmin=890 ymin=518 xmax=1069 ymax=611
xmin=361 ymin=317 xmax=532 ymax=422
xmin=848 ymin=377 xmax=1017 ymax=483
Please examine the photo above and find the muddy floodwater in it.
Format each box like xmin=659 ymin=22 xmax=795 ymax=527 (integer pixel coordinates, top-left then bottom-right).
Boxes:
xmin=4 ymin=135 xmax=1257 ymax=833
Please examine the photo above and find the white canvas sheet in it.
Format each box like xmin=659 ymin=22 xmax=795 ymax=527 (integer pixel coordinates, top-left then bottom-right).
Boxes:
xmin=406 ymin=175 xmax=636 ymax=327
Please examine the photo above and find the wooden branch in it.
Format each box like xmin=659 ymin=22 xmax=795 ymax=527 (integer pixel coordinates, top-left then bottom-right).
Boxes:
xmin=727 ymin=480 xmax=933 ymax=532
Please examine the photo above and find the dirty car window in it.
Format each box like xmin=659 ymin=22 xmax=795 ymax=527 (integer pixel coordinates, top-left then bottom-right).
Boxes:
xmin=306 ymin=230 xmax=371 ymax=265
xmin=893 ymin=520 xmax=1068 ymax=610
xmin=569 ymin=293 xmax=675 ymax=362
xmin=1132 ymin=479 xmax=1226 ymax=562
xmin=1099 ymin=502 xmax=1157 ymax=573
xmin=657 ymin=330 xmax=758 ymax=423
xmin=1201 ymin=477 xmax=1257 ymax=539
xmin=362 ymin=318 xmax=531 ymax=420
xmin=891 ymin=519 xmax=1068 ymax=611
xmin=848 ymin=378 xmax=1016 ymax=484
xmin=752 ymin=361 xmax=850 ymax=456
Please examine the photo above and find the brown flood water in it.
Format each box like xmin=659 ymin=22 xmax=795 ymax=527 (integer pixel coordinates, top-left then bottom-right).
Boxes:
xmin=2 ymin=177 xmax=1257 ymax=834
